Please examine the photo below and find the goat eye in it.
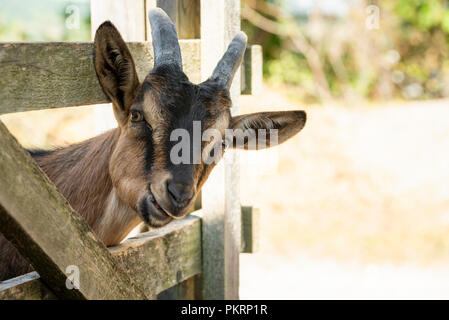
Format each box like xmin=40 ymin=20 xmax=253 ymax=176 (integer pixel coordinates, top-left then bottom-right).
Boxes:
xmin=130 ymin=110 xmax=143 ymax=122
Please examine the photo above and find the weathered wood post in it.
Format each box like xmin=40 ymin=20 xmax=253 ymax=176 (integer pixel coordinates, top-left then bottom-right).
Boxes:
xmin=146 ymin=0 xmax=200 ymax=40
xmin=200 ymin=0 xmax=242 ymax=300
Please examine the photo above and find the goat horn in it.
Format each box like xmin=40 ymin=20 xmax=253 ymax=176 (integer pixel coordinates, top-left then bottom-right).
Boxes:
xmin=210 ymin=32 xmax=248 ymax=90
xmin=148 ymin=8 xmax=182 ymax=70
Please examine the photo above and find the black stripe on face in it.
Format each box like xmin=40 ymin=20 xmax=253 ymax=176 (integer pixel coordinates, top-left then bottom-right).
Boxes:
xmin=27 ymin=149 xmax=55 ymax=158
xmin=139 ymin=195 xmax=149 ymax=219
xmin=142 ymin=128 xmax=155 ymax=175
xmin=139 ymin=66 xmax=232 ymax=182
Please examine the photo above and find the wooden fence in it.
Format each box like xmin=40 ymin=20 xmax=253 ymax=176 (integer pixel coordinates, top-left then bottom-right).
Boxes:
xmin=0 ymin=0 xmax=261 ymax=300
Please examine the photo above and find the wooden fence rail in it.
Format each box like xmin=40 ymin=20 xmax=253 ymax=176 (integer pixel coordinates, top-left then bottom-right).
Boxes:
xmin=0 ymin=215 xmax=201 ymax=300
xmin=0 ymin=42 xmax=260 ymax=115
xmin=0 ymin=41 xmax=200 ymax=115
xmin=0 ymin=207 xmax=258 ymax=300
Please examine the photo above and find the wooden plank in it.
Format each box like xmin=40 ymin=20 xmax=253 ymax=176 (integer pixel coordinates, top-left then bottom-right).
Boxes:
xmin=0 ymin=120 xmax=148 ymax=300
xmin=146 ymin=1 xmax=200 ymax=40
xmin=0 ymin=40 xmax=201 ymax=115
xmin=109 ymin=215 xmax=201 ymax=298
xmin=200 ymin=0 xmax=242 ymax=300
xmin=241 ymin=206 xmax=260 ymax=253
xmin=90 ymin=0 xmax=146 ymax=42
xmin=241 ymin=45 xmax=263 ymax=95
xmin=157 ymin=275 xmax=202 ymax=300
xmin=193 ymin=207 xmax=258 ymax=254
xmin=178 ymin=0 xmax=201 ymax=39
xmin=0 ymin=215 xmax=201 ymax=300
xmin=0 ymin=205 xmax=260 ymax=300
xmin=0 ymin=272 xmax=56 ymax=300
xmin=149 ymin=208 xmax=260 ymax=300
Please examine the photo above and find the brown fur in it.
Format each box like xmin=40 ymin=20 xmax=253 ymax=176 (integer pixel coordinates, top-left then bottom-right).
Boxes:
xmin=0 ymin=129 xmax=145 ymax=281
xmin=39 ymin=130 xmax=120 ymax=228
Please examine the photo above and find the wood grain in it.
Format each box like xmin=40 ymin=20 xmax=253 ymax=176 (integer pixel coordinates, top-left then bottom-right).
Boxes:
xmin=241 ymin=206 xmax=260 ymax=253
xmin=241 ymin=45 xmax=263 ymax=95
xmin=0 ymin=40 xmax=200 ymax=115
xmin=0 ymin=120 xmax=148 ymax=300
xmin=0 ymin=215 xmax=201 ymax=300
xmin=200 ymin=0 xmax=242 ymax=300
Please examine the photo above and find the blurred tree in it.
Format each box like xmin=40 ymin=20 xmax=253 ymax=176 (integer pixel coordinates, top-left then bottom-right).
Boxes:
xmin=242 ymin=0 xmax=449 ymax=104
xmin=0 ymin=0 xmax=90 ymax=42
xmin=242 ymin=0 xmax=332 ymax=103
xmin=385 ymin=0 xmax=449 ymax=99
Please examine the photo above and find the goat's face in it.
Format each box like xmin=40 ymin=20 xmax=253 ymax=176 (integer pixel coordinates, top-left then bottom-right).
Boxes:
xmin=94 ymin=9 xmax=306 ymax=228
xmin=107 ymin=67 xmax=235 ymax=227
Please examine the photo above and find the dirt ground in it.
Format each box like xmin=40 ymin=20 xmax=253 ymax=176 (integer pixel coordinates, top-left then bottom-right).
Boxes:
xmin=2 ymin=84 xmax=449 ymax=299
xmin=239 ymin=87 xmax=449 ymax=299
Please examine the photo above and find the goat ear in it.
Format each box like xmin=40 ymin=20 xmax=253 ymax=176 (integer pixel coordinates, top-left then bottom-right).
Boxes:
xmin=94 ymin=21 xmax=140 ymax=125
xmin=229 ymin=110 xmax=306 ymax=150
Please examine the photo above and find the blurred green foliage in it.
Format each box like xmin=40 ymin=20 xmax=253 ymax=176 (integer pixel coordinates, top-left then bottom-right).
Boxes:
xmin=242 ymin=0 xmax=449 ymax=103
xmin=266 ymin=51 xmax=312 ymax=85
xmin=0 ymin=0 xmax=91 ymax=41
xmin=388 ymin=0 xmax=449 ymax=99
xmin=395 ymin=0 xmax=447 ymax=31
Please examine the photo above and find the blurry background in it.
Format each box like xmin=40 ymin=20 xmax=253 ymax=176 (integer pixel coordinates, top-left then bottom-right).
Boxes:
xmin=1 ymin=0 xmax=449 ymax=299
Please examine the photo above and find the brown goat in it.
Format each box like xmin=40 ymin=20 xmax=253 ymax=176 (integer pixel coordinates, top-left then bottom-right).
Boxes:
xmin=0 ymin=9 xmax=306 ymax=281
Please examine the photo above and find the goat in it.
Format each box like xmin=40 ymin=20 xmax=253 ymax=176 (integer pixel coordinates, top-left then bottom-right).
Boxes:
xmin=0 ymin=8 xmax=306 ymax=281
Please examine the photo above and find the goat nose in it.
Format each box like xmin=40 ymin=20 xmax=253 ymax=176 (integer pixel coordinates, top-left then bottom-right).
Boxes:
xmin=167 ymin=180 xmax=194 ymax=207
